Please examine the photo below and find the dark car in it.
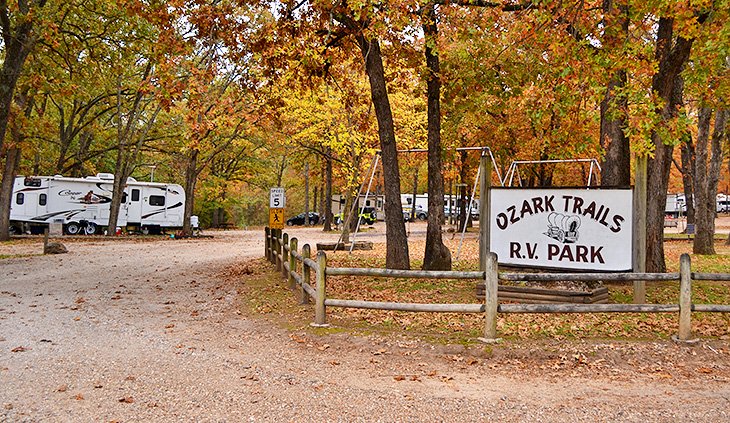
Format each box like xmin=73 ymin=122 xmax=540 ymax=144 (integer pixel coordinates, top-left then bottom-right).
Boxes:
xmin=286 ymin=212 xmax=320 ymax=226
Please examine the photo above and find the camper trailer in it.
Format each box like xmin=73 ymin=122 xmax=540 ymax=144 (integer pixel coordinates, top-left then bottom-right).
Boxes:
xmin=10 ymin=174 xmax=185 ymax=235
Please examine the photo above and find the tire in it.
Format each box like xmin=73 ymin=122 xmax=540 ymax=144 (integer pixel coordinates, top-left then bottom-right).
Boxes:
xmin=286 ymin=221 xmax=293 ymax=226
xmin=84 ymin=222 xmax=98 ymax=235
xmin=65 ymin=222 xmax=81 ymax=235
xmin=417 ymin=213 xmax=427 ymax=221
xmin=141 ymin=226 xmax=150 ymax=235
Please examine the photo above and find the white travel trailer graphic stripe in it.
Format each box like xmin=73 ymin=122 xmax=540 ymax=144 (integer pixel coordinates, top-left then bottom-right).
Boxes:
xmin=141 ymin=202 xmax=183 ymax=219
xmin=30 ymin=209 xmax=85 ymax=221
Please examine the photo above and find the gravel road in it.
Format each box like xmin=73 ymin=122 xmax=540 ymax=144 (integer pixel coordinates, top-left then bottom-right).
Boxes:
xmin=1 ymin=228 xmax=729 ymax=422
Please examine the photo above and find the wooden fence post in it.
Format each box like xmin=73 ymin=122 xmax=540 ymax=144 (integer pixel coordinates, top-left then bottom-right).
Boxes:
xmin=276 ymin=229 xmax=282 ymax=270
xmin=677 ymin=253 xmax=694 ymax=341
xmin=289 ymin=237 xmax=298 ymax=289
xmin=301 ymin=244 xmax=311 ymax=305
xmin=281 ymin=232 xmax=288 ymax=275
xmin=633 ymin=154 xmax=647 ymax=303
xmin=265 ymin=227 xmax=271 ymax=262
xmin=480 ymin=252 xmax=500 ymax=342
xmin=479 ymin=153 xmax=491 ymax=272
xmin=313 ymin=251 xmax=328 ymax=326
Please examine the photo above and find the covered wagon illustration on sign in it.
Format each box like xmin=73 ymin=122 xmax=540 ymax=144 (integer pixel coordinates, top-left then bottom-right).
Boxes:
xmin=544 ymin=212 xmax=581 ymax=243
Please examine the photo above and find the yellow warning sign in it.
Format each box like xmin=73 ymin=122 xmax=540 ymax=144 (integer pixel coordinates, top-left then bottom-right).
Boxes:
xmin=269 ymin=208 xmax=285 ymax=229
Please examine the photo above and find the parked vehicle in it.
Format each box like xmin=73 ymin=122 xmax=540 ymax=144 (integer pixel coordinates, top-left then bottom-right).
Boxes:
xmin=335 ymin=207 xmax=377 ymax=226
xmin=286 ymin=212 xmax=320 ymax=226
xmin=717 ymin=194 xmax=730 ymax=213
xmin=10 ymin=174 xmax=185 ymax=235
xmin=402 ymin=205 xmax=427 ymax=222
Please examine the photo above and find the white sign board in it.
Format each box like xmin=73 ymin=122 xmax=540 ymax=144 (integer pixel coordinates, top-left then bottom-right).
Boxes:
xmin=489 ymin=188 xmax=633 ymax=271
xmin=269 ymin=187 xmax=285 ymax=208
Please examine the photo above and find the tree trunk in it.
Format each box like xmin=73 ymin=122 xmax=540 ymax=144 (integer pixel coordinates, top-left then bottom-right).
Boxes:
xmin=694 ymin=109 xmax=728 ymax=254
xmin=107 ymin=144 xmax=126 ymax=235
xmin=646 ymin=17 xmax=696 ymax=272
xmin=0 ymin=147 xmax=21 ymax=241
xmin=599 ymin=0 xmax=630 ymax=187
xmin=183 ymin=149 xmax=199 ymax=235
xmin=304 ymin=162 xmax=310 ymax=225
xmin=356 ymin=35 xmax=410 ymax=269
xmin=422 ymin=2 xmax=451 ymax=271
xmin=323 ymin=148 xmax=333 ymax=231
xmin=410 ymin=167 xmax=418 ymax=221
xmin=680 ymin=136 xmax=695 ymax=224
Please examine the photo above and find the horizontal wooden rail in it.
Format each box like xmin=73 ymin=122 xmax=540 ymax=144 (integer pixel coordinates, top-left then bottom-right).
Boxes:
xmin=694 ymin=304 xmax=730 ymax=312
xmin=325 ymin=298 xmax=484 ymax=313
xmin=499 ymin=303 xmax=680 ymax=313
xmin=302 ymin=283 xmax=316 ymax=298
xmin=303 ymin=257 xmax=318 ymax=271
xmin=291 ymin=270 xmax=303 ymax=286
xmin=692 ymin=273 xmax=730 ymax=281
xmin=326 ymin=267 xmax=484 ymax=279
xmin=500 ymin=272 xmax=680 ymax=282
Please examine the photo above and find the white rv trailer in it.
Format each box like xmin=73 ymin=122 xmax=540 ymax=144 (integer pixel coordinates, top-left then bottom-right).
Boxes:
xmin=10 ymin=173 xmax=185 ymax=235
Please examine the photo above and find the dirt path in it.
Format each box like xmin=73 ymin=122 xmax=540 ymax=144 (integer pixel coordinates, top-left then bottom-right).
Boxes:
xmin=1 ymin=229 xmax=729 ymax=422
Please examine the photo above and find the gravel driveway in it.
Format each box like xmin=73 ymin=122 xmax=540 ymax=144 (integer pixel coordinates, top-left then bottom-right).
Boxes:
xmin=1 ymin=229 xmax=729 ymax=422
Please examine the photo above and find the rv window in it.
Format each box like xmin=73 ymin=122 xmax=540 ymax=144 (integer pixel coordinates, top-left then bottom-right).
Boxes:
xmin=131 ymin=189 xmax=140 ymax=201
xmin=24 ymin=178 xmax=41 ymax=187
xmin=39 ymin=194 xmax=47 ymax=206
xmin=149 ymin=195 xmax=165 ymax=206
xmin=16 ymin=193 xmax=24 ymax=205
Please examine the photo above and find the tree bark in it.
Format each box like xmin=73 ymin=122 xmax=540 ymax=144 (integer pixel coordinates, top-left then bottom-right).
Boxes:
xmin=410 ymin=167 xmax=418 ymax=221
xmin=646 ymin=17 xmax=696 ymax=272
xmin=323 ymin=147 xmax=333 ymax=231
xmin=356 ymin=35 xmax=410 ymax=269
xmin=693 ymin=109 xmax=727 ymax=254
xmin=680 ymin=136 xmax=695 ymax=224
xmin=304 ymin=162 xmax=310 ymax=225
xmin=0 ymin=147 xmax=21 ymax=241
xmin=422 ymin=2 xmax=451 ymax=271
xmin=183 ymin=149 xmax=199 ymax=235
xmin=599 ymin=0 xmax=630 ymax=187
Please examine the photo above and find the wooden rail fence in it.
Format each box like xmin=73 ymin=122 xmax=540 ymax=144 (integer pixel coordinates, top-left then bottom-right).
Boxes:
xmin=265 ymin=228 xmax=730 ymax=341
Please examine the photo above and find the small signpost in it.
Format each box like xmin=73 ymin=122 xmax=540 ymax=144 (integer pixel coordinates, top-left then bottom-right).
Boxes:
xmin=269 ymin=187 xmax=285 ymax=229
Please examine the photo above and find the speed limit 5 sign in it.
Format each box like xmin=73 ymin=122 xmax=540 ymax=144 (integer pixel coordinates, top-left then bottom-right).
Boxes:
xmin=269 ymin=187 xmax=285 ymax=208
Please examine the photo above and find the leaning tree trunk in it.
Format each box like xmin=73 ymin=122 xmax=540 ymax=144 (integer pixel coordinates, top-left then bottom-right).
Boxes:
xmin=693 ymin=109 xmax=728 ymax=254
xmin=356 ymin=35 xmax=410 ymax=269
xmin=645 ymin=17 xmax=696 ymax=272
xmin=0 ymin=147 xmax=21 ymax=241
xmin=421 ymin=2 xmax=451 ymax=271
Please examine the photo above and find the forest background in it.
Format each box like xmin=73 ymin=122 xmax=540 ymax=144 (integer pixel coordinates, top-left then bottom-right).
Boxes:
xmin=0 ymin=0 xmax=728 ymax=272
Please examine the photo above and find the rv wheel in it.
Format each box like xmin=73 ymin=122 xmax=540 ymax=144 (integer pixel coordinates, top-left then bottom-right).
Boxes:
xmin=84 ymin=222 xmax=98 ymax=235
xmin=141 ymin=226 xmax=150 ymax=235
xmin=65 ymin=222 xmax=81 ymax=235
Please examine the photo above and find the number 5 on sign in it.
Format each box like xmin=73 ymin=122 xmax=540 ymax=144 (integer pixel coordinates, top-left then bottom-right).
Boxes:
xmin=270 ymin=187 xmax=285 ymax=208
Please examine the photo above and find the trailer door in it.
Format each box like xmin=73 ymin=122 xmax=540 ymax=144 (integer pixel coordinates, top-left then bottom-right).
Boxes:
xmin=127 ymin=188 xmax=142 ymax=224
